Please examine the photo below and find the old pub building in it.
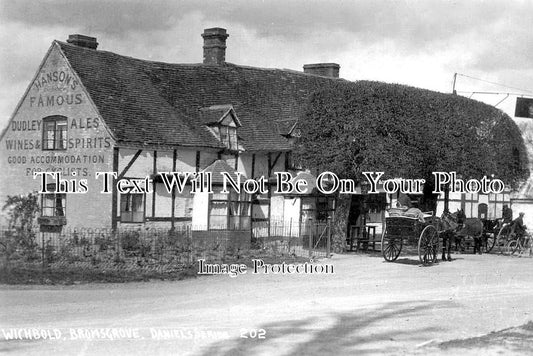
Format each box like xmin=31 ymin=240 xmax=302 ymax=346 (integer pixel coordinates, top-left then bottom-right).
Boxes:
xmin=2 ymin=28 xmax=523 ymax=248
xmin=0 ymin=29 xmax=347 ymax=243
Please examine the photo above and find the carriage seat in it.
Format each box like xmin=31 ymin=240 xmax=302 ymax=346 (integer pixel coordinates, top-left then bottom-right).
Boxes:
xmin=388 ymin=207 xmax=430 ymax=222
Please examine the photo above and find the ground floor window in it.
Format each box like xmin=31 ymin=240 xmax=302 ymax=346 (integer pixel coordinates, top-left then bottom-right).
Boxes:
xmin=209 ymin=191 xmax=251 ymax=230
xmin=301 ymin=196 xmax=335 ymax=222
xmin=41 ymin=184 xmax=66 ymax=217
xmin=120 ymin=193 xmax=145 ymax=223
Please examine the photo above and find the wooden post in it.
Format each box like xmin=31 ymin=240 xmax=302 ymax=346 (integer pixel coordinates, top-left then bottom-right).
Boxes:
xmin=308 ymin=218 xmax=313 ymax=259
xmin=41 ymin=231 xmax=46 ymax=271
xmin=444 ymin=183 xmax=450 ymax=213
xmin=171 ymin=149 xmax=177 ymax=231
xmin=111 ymin=147 xmax=119 ymax=230
xmin=327 ymin=217 xmax=331 ymax=258
xmin=152 ymin=150 xmax=157 ymax=218
xmin=267 ymin=153 xmax=272 ymax=237
xmin=195 ymin=151 xmax=200 ymax=173
xmin=250 ymin=153 xmax=256 ymax=242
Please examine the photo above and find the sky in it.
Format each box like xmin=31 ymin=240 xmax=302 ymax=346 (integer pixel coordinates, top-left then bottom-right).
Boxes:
xmin=1 ymin=0 xmax=532 ymax=131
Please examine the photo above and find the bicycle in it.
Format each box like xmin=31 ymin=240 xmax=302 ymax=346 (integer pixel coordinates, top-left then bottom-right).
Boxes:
xmin=505 ymin=232 xmax=532 ymax=257
xmin=494 ymin=222 xmax=514 ymax=255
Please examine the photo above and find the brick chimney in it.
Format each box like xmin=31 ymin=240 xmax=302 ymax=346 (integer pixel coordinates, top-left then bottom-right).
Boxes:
xmin=67 ymin=34 xmax=98 ymax=50
xmin=303 ymin=63 xmax=340 ymax=78
xmin=202 ymin=28 xmax=229 ymax=65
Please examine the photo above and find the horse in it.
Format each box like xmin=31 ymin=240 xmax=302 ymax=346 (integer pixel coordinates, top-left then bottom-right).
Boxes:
xmin=441 ymin=210 xmax=484 ymax=257
xmin=439 ymin=212 xmax=460 ymax=261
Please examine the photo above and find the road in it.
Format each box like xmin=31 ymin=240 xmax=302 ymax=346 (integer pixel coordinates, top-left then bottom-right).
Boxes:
xmin=1 ymin=253 xmax=532 ymax=355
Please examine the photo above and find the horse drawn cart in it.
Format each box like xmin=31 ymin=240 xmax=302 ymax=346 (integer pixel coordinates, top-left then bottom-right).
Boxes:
xmin=381 ymin=212 xmax=440 ymax=265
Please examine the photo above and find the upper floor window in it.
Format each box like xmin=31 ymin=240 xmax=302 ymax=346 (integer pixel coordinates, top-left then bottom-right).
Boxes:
xmin=199 ymin=105 xmax=241 ymax=151
xmin=219 ymin=125 xmax=238 ymax=150
xmin=42 ymin=116 xmax=67 ymax=150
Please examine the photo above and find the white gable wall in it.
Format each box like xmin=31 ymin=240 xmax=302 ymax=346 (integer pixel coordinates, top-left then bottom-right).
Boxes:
xmin=0 ymin=44 xmax=113 ymax=228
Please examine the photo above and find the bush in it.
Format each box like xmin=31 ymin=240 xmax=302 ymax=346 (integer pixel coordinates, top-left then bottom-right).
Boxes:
xmin=120 ymin=230 xmax=151 ymax=257
xmin=121 ymin=231 xmax=141 ymax=252
xmin=296 ymin=80 xmax=529 ymax=190
xmin=2 ymin=193 xmax=41 ymax=261
xmin=94 ymin=234 xmax=113 ymax=252
xmin=44 ymin=240 xmax=57 ymax=264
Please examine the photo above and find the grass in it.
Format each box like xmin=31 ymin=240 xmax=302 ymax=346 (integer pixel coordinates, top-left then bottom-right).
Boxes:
xmin=0 ymin=251 xmax=315 ymax=285
xmin=0 ymin=264 xmax=199 ymax=285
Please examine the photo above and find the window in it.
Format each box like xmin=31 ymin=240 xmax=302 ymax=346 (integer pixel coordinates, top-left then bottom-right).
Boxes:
xmin=209 ymin=191 xmax=251 ymax=230
xmin=42 ymin=184 xmax=66 ymax=217
xmin=301 ymin=196 xmax=335 ymax=221
xmin=316 ymin=196 xmax=335 ymax=221
xmin=42 ymin=116 xmax=67 ymax=150
xmin=228 ymin=126 xmax=237 ymax=149
xmin=285 ymin=152 xmax=302 ymax=170
xmin=120 ymin=193 xmax=145 ymax=223
xmin=219 ymin=125 xmax=238 ymax=150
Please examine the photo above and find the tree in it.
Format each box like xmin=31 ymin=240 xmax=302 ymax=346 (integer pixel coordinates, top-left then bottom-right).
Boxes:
xmin=2 ymin=193 xmax=40 ymax=260
xmin=294 ymin=81 xmax=529 ymax=249
xmin=296 ymin=81 xmax=528 ymax=187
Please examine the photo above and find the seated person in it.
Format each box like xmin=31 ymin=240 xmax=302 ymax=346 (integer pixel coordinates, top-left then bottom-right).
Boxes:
xmin=396 ymin=193 xmax=425 ymax=223
xmin=502 ymin=205 xmax=513 ymax=224
xmin=456 ymin=208 xmax=466 ymax=230
xmin=512 ymin=212 xmax=527 ymax=238
xmin=397 ymin=192 xmax=412 ymax=208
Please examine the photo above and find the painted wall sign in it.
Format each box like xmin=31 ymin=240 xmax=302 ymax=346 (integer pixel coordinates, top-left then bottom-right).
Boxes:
xmin=10 ymin=120 xmax=41 ymax=131
xmin=0 ymin=44 xmax=114 ymax=229
xmin=4 ymin=137 xmax=111 ymax=150
xmin=4 ymin=115 xmax=110 ymax=176
xmin=29 ymin=70 xmax=85 ymax=107
xmin=7 ymin=153 xmax=104 ymax=177
xmin=29 ymin=94 xmax=83 ymax=107
xmin=32 ymin=70 xmax=80 ymax=91
xmin=10 ymin=117 xmax=100 ymax=131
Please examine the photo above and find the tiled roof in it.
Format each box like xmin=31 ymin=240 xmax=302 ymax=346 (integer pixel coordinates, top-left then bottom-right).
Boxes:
xmin=202 ymin=159 xmax=245 ymax=184
xmin=199 ymin=105 xmax=240 ymax=126
xmin=57 ymin=41 xmax=346 ymax=151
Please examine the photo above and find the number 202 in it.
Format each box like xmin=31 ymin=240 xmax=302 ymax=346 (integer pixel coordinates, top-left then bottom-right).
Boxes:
xmin=240 ymin=329 xmax=266 ymax=339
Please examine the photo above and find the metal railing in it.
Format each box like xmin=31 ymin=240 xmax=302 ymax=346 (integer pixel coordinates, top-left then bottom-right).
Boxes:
xmin=0 ymin=220 xmax=331 ymax=272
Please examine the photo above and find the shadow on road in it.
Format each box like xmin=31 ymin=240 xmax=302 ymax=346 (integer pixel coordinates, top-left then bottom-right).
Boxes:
xmin=388 ymin=258 xmax=422 ymax=266
xmin=200 ymin=300 xmax=453 ymax=356
xmin=436 ymin=320 xmax=533 ymax=354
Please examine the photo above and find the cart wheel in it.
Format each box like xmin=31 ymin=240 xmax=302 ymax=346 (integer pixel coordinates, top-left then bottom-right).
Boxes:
xmin=495 ymin=225 xmax=511 ymax=254
xmin=418 ymin=225 xmax=439 ymax=265
xmin=483 ymin=232 xmax=495 ymax=253
xmin=381 ymin=230 xmax=403 ymax=262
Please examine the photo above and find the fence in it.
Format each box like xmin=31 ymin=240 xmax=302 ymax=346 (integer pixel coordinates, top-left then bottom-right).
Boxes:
xmin=0 ymin=221 xmax=331 ymax=274
xmin=252 ymin=220 xmax=331 ymax=259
